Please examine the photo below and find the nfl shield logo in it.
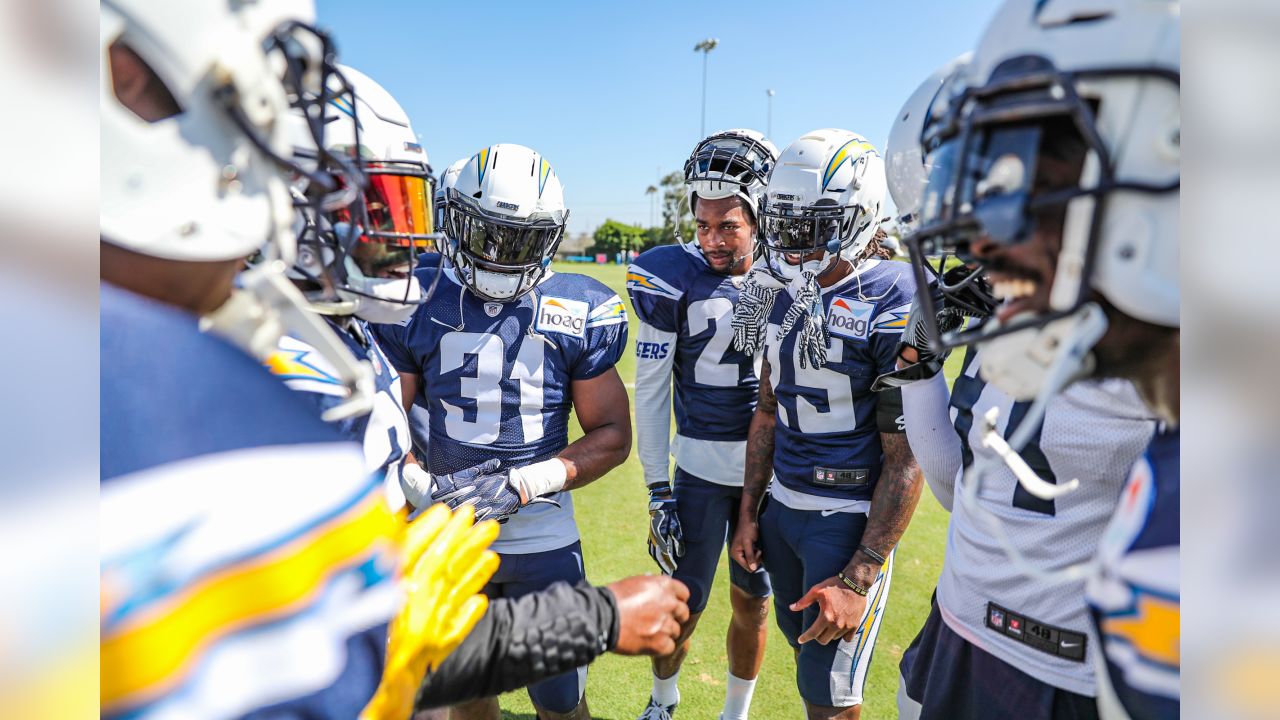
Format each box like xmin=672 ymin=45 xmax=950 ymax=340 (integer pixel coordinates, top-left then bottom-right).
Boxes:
xmin=485 ymin=302 xmax=502 ymax=317
xmin=990 ymin=608 xmax=1004 ymax=629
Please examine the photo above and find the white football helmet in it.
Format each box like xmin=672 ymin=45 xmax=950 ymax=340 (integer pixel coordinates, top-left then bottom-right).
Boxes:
xmin=101 ymin=0 xmax=375 ymax=421
xmin=291 ymin=64 xmax=435 ymax=325
xmin=757 ymin=129 xmax=887 ymax=281
xmin=885 ymin=54 xmax=971 ymax=231
xmin=101 ymin=0 xmax=312 ymax=263
xmin=887 ymin=55 xmax=996 ymax=320
xmin=434 ymin=156 xmax=469 ymax=240
xmin=905 ymin=0 xmax=1180 ymax=400
xmin=684 ymin=128 xmax=778 ymax=222
xmin=440 ymin=144 xmax=568 ymax=302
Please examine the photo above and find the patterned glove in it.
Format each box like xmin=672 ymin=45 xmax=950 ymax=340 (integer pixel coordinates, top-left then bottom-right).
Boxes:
xmin=430 ymin=459 xmax=562 ymax=524
xmin=731 ymin=268 xmax=785 ymax=355
xmin=647 ymin=485 xmax=685 ymax=576
xmin=360 ymin=503 xmax=500 ymax=720
xmin=777 ymin=269 xmax=830 ymax=369
xmin=871 ymin=283 xmax=967 ymax=391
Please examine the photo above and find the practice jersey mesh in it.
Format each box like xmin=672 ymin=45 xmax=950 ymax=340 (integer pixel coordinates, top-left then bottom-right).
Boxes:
xmin=933 ymin=348 xmax=1155 ymax=695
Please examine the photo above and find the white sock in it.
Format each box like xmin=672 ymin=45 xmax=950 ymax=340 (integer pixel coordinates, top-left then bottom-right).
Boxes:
xmin=721 ymin=673 xmax=757 ymax=720
xmin=651 ymin=671 xmax=680 ymax=707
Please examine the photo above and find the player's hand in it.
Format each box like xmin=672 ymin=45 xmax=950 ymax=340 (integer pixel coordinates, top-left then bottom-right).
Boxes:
xmin=647 ymin=485 xmax=684 ymax=575
xmin=792 ymin=576 xmax=868 ymax=645
xmin=871 ymin=285 xmax=966 ymax=391
xmin=607 ymin=575 xmax=691 ymax=656
xmin=429 ymin=459 xmax=560 ymax=524
xmin=729 ymin=514 xmax=762 ymax=573
xmin=360 ymin=503 xmax=500 ymax=720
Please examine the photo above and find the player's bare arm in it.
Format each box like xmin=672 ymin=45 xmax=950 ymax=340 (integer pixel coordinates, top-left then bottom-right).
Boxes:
xmin=397 ymin=371 xmax=422 ymax=467
xmin=730 ymin=358 xmax=777 ymax=573
xmin=793 ymin=432 xmax=921 ymax=646
xmin=560 ymin=366 xmax=632 ymax=491
xmin=846 ymin=432 xmax=921 ymax=587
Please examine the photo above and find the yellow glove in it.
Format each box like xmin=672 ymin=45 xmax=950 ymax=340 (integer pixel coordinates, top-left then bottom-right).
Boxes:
xmin=361 ymin=503 xmax=500 ymax=720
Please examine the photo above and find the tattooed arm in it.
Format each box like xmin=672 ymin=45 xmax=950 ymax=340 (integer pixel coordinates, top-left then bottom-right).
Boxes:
xmin=789 ymin=431 xmax=924 ymax=645
xmin=843 ymin=432 xmax=923 ymax=588
xmin=729 ymin=358 xmax=778 ymax=573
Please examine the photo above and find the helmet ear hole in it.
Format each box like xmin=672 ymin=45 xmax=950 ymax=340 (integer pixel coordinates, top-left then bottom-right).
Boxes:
xmin=108 ymin=40 xmax=181 ymax=123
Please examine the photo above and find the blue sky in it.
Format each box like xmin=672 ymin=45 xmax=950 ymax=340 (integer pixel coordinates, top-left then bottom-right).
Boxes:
xmin=316 ymin=0 xmax=1003 ymax=235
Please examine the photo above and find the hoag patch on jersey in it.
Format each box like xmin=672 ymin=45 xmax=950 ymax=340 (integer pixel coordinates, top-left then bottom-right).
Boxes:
xmin=827 ymin=295 xmax=874 ymax=340
xmin=536 ymin=295 xmax=589 ymax=337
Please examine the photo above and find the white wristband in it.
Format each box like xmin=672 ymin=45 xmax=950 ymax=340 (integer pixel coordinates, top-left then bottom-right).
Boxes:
xmin=400 ymin=463 xmax=435 ymax=509
xmin=509 ymin=458 xmax=568 ymax=504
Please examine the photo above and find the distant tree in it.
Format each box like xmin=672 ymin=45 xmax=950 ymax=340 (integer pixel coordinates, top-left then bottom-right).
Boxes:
xmin=587 ymin=219 xmax=647 ymax=256
xmin=642 ymin=226 xmax=666 ymax=251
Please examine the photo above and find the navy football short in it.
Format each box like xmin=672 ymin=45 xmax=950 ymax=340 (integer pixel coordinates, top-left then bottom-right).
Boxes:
xmin=758 ymin=498 xmax=895 ymax=708
xmin=899 ymin=595 xmax=1100 ymax=720
xmin=672 ymin=467 xmax=772 ymax=614
xmin=483 ymin=541 xmax=588 ymax=713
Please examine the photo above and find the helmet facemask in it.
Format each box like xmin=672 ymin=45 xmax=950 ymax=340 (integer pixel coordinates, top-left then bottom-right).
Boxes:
xmin=442 ymin=187 xmax=566 ymax=303
xmin=903 ymin=55 xmax=1180 ymax=357
xmin=684 ymin=130 xmax=778 ymax=268
xmin=758 ymin=197 xmax=875 ymax=282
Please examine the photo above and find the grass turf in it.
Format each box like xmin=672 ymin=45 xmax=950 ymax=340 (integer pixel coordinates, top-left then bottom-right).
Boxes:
xmin=494 ymin=260 xmax=957 ymax=719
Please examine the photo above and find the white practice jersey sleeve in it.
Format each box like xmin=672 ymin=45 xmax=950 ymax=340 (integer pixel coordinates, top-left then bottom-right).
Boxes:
xmin=902 ymin=372 xmax=963 ymax=511
xmin=633 ymin=320 xmax=677 ymax=489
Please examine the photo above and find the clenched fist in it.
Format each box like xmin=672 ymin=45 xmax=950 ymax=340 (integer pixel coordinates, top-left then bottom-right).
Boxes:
xmin=606 ymin=575 xmax=691 ymax=656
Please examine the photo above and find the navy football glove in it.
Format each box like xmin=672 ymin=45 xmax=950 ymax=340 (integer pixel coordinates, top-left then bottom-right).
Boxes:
xmin=872 ymin=267 xmax=991 ymax=392
xmin=430 ymin=459 xmax=560 ymax=524
xmin=647 ymin=485 xmax=685 ymax=575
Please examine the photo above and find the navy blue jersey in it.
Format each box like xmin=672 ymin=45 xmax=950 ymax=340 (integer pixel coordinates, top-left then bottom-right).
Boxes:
xmin=266 ymin=316 xmax=412 ymax=508
xmin=101 ymin=287 xmax=352 ymax=480
xmin=404 ymin=253 xmax=449 ymax=458
xmin=627 ymin=242 xmax=758 ymax=442
xmin=100 ymin=283 xmax=396 ymax=719
xmin=372 ymin=270 xmax=627 ymax=552
xmin=764 ymin=260 xmax=915 ymax=500
xmin=1087 ymin=427 xmax=1180 ymax=719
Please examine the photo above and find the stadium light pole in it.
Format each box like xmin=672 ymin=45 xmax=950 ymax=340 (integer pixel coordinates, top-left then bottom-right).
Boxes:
xmin=694 ymin=38 xmax=718 ymax=138
xmin=766 ymin=88 xmax=775 ymax=138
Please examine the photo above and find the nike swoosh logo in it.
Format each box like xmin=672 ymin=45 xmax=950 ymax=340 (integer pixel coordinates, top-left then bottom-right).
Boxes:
xmin=1060 ymin=641 xmax=1080 ymax=648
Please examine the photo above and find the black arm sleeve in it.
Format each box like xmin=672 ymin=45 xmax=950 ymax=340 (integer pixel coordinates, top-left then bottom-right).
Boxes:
xmin=413 ymin=580 xmax=620 ymax=710
xmin=876 ymin=386 xmax=906 ymax=433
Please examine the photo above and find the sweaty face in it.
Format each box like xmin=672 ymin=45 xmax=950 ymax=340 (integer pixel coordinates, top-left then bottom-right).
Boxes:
xmin=695 ymin=196 xmax=755 ymax=275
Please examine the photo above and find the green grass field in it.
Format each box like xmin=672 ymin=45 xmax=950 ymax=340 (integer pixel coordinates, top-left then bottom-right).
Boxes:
xmin=496 ymin=261 xmax=957 ymax=719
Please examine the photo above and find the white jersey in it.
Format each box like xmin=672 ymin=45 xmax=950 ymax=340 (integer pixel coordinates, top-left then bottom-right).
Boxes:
xmin=903 ymin=348 xmax=1155 ymax=696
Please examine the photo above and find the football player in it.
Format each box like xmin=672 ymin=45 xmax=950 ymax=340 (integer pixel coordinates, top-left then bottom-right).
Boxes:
xmin=265 ymin=63 xmax=434 ymax=509
xmin=99 ymin=2 xmax=497 ymax=717
xmin=373 ymin=144 xmax=634 ymax=720
xmin=627 ymin=129 xmax=778 ymax=720
xmin=882 ymin=57 xmax=1157 ymax=720
xmin=897 ymin=1 xmax=1180 ymax=717
xmin=727 ymin=130 xmax=922 ymax=720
